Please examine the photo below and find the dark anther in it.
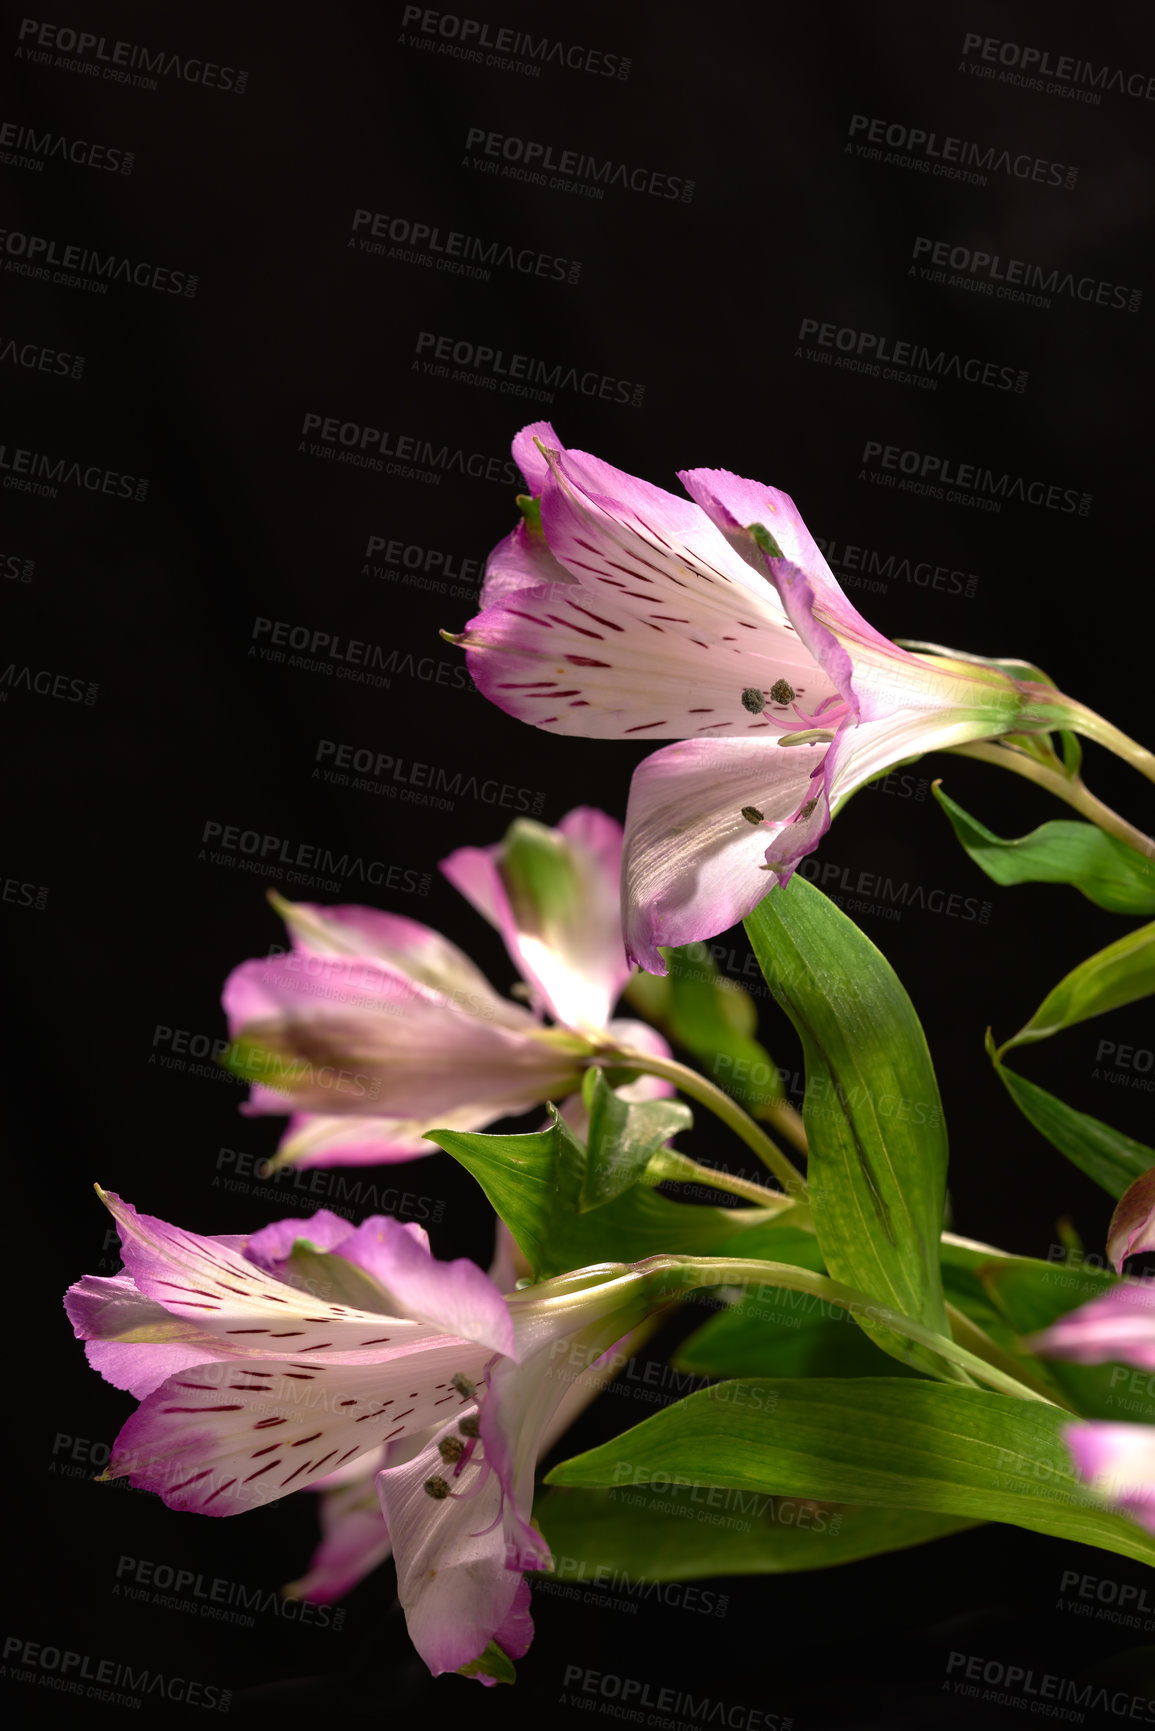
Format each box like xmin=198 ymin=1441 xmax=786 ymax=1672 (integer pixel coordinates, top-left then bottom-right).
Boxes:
xmin=459 ymin=1415 xmax=481 ymax=1439
xmin=741 ymin=806 xmax=765 ymax=825
xmin=769 ymin=679 xmax=796 ymax=705
xmin=740 ymin=687 xmax=765 ymax=714
xmin=424 ymin=1477 xmax=450 ymax=1500
xmin=439 ymin=1436 xmax=466 ymax=1464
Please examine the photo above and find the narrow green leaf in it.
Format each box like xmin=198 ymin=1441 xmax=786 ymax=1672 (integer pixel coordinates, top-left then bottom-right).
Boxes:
xmin=674 ymin=1281 xmax=924 ymax=1381
xmin=546 ymin=1377 xmax=1155 ymax=1568
xmin=988 ymin=1048 xmax=1155 ymax=1199
xmin=622 ymin=942 xmax=785 ymax=1115
xmin=999 ymin=923 xmax=1155 ymax=1056
xmin=580 ymin=1071 xmax=693 ymax=1211
xmin=745 ymin=876 xmax=952 ymax=1375
xmin=537 ymin=1485 xmax=976 ymax=1581
xmin=932 ymin=785 xmax=1155 ymax=915
xmin=426 ymin=1112 xmax=822 ymax=1280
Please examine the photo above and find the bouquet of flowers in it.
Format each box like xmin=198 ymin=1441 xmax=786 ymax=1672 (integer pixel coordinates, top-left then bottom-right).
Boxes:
xmin=66 ymin=424 xmax=1155 ymax=1684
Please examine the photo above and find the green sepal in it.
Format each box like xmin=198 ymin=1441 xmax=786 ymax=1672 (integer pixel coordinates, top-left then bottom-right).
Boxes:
xmin=516 ymin=493 xmax=543 ymax=537
xmin=747 ymin=521 xmax=784 ymax=559
xmin=458 ymin=1641 xmax=517 ymax=1684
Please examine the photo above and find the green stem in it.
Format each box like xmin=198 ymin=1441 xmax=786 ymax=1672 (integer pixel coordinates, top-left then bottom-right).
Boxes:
xmin=601 ymin=1047 xmax=807 ymax=1199
xmin=647 ymin=1149 xmax=808 ymax=1216
xmin=944 ymin=1301 xmax=1075 ymax=1412
xmin=1060 ymin=699 xmax=1155 ymax=787
xmin=644 ymin=1256 xmax=1059 ymax=1405
xmin=760 ymin=1097 xmax=809 ymax=1156
xmin=948 ymin=741 xmax=1155 ymax=858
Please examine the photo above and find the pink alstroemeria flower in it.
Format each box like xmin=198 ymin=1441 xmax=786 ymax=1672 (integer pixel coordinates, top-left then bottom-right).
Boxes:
xmin=1033 ymin=1278 xmax=1155 ymax=1533
xmin=284 ymin=1222 xmax=526 ymax=1606
xmin=1106 ymin=1168 xmax=1155 ymax=1272
xmin=65 ymin=1194 xmax=666 ymax=1682
xmin=222 ymin=807 xmax=669 ymax=1169
xmin=454 ymin=424 xmax=1079 ymax=971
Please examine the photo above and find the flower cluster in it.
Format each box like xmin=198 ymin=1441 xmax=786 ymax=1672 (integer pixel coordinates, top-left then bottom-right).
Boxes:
xmin=66 ymin=424 xmax=1155 ymax=1686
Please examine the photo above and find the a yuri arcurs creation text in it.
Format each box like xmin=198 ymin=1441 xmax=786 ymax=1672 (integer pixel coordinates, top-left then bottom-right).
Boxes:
xmin=68 ymin=425 xmax=1155 ymax=1685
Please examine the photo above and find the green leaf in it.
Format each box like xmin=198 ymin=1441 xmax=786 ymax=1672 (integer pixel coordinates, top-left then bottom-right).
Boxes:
xmin=932 ymin=784 xmax=1155 ymax=915
xmin=988 ymin=1046 xmax=1155 ymax=1199
xmin=622 ymin=941 xmax=785 ymax=1116
xmin=426 ymin=1111 xmax=822 ymax=1280
xmin=977 ymin=1260 xmax=1148 ymax=1423
xmin=457 ymin=1640 xmax=516 ymax=1684
xmin=674 ymin=1282 xmax=924 ymax=1381
xmin=745 ymin=876 xmax=952 ymax=1375
xmin=579 ymin=1070 xmax=693 ymax=1210
xmin=546 ymin=1377 xmax=1155 ymax=1568
xmin=998 ymin=922 xmax=1155 ymax=1056
xmin=537 ymin=1485 xmax=976 ymax=1581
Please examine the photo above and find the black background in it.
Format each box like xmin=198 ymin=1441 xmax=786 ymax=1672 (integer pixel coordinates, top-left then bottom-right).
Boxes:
xmin=6 ymin=0 xmax=1155 ymax=1723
